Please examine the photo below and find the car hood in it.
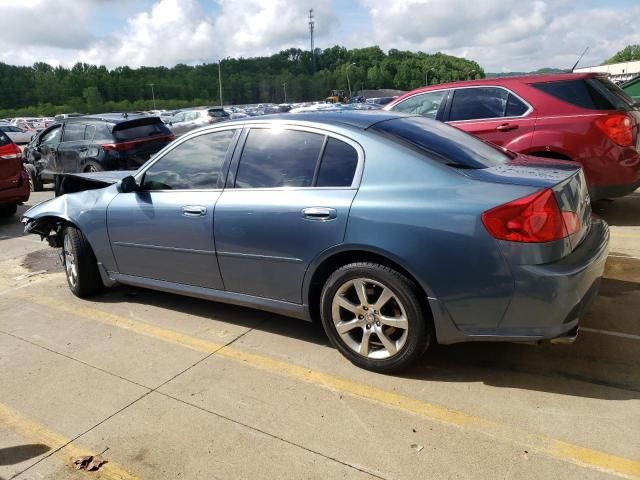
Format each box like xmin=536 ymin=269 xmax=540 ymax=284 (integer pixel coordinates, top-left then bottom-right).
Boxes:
xmin=55 ymin=171 xmax=131 ymax=196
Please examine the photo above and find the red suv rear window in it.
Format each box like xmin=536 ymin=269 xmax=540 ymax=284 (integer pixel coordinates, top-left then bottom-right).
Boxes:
xmin=532 ymin=77 xmax=635 ymax=111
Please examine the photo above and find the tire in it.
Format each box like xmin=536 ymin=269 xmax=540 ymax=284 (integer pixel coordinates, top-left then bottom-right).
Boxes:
xmin=24 ymin=164 xmax=43 ymax=192
xmin=320 ymin=262 xmax=430 ymax=373
xmin=0 ymin=204 xmax=18 ymax=218
xmin=83 ymin=161 xmax=103 ymax=173
xmin=62 ymin=226 xmax=103 ymax=298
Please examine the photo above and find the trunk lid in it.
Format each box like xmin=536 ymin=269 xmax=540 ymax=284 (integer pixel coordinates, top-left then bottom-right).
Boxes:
xmin=463 ymin=155 xmax=592 ymax=250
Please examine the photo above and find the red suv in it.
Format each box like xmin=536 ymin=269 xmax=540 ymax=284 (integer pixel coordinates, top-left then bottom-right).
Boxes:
xmin=0 ymin=131 xmax=30 ymax=217
xmin=385 ymin=73 xmax=640 ymax=200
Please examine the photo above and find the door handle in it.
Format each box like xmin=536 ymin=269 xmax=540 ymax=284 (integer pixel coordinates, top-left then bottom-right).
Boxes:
xmin=182 ymin=205 xmax=207 ymax=217
xmin=496 ymin=123 xmax=518 ymax=132
xmin=302 ymin=207 xmax=337 ymax=220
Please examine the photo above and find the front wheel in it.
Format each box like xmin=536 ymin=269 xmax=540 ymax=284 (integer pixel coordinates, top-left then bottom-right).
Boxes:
xmin=62 ymin=226 xmax=103 ymax=297
xmin=320 ymin=262 xmax=430 ymax=373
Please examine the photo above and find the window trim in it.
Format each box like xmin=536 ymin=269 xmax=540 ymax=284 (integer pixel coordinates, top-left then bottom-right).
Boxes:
xmin=444 ymin=85 xmax=533 ymax=123
xmin=134 ymin=126 xmax=241 ymax=192
xmin=227 ymin=124 xmax=365 ymax=191
xmin=60 ymin=122 xmax=88 ymax=143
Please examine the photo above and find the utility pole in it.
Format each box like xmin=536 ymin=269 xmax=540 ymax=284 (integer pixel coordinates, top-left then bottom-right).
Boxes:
xmin=346 ymin=63 xmax=355 ymax=98
xmin=309 ymin=9 xmax=315 ymax=73
xmin=283 ymin=82 xmax=288 ymax=103
xmin=146 ymin=83 xmax=156 ymax=109
xmin=218 ymin=60 xmax=223 ymax=107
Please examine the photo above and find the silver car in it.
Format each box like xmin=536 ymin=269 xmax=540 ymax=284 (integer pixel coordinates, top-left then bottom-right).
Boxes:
xmin=169 ymin=108 xmax=230 ymax=136
xmin=0 ymin=124 xmax=33 ymax=144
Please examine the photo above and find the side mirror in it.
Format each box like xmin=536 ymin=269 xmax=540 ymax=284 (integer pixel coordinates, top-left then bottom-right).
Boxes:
xmin=168 ymin=121 xmax=173 ymax=126
xmin=32 ymin=150 xmax=42 ymax=161
xmin=119 ymin=175 xmax=139 ymax=193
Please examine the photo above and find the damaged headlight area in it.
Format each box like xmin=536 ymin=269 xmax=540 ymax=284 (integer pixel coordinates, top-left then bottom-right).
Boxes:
xmin=22 ymin=217 xmax=65 ymax=248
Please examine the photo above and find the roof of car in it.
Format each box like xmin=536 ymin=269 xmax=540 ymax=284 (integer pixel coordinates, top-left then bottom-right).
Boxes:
xmin=63 ymin=113 xmax=157 ymax=124
xmin=250 ymin=110 xmax=411 ymax=129
xmin=392 ymin=72 xmax=602 ymax=98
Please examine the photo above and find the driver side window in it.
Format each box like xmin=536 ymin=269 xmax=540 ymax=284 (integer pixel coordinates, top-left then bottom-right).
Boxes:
xmin=141 ymin=130 xmax=236 ymax=191
xmin=390 ymin=90 xmax=448 ymax=118
xmin=40 ymin=126 xmax=62 ymax=146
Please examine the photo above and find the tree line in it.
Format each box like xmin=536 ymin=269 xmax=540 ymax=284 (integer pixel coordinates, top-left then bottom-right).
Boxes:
xmin=0 ymin=46 xmax=483 ymax=117
xmin=605 ymin=44 xmax=640 ymax=65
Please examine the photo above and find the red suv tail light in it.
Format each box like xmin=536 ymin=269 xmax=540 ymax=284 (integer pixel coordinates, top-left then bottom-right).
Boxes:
xmin=0 ymin=142 xmax=22 ymax=160
xmin=595 ymin=113 xmax=634 ymax=147
xmin=481 ymin=188 xmax=580 ymax=243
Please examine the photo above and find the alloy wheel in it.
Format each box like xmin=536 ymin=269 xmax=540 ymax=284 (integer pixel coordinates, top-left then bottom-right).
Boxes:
xmin=63 ymin=234 xmax=78 ymax=288
xmin=331 ymin=278 xmax=409 ymax=359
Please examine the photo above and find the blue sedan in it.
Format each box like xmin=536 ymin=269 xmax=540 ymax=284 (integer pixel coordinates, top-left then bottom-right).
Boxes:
xmin=22 ymin=111 xmax=609 ymax=372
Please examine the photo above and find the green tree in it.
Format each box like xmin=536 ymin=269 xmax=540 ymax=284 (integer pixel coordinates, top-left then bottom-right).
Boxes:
xmin=605 ymin=45 xmax=640 ymax=64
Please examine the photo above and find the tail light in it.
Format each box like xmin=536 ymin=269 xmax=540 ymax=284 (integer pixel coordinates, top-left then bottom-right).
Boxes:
xmin=0 ymin=142 xmax=22 ymax=160
xmin=481 ymin=188 xmax=580 ymax=243
xmin=102 ymin=133 xmax=175 ymax=152
xmin=595 ymin=113 xmax=634 ymax=147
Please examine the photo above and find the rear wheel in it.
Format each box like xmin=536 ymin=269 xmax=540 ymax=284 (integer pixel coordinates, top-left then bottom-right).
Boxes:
xmin=320 ymin=262 xmax=430 ymax=373
xmin=84 ymin=161 xmax=103 ymax=173
xmin=62 ymin=226 xmax=103 ymax=297
xmin=0 ymin=204 xmax=18 ymax=218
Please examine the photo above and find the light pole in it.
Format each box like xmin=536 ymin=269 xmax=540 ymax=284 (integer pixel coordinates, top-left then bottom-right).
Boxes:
xmin=425 ymin=68 xmax=435 ymax=86
xmin=346 ymin=63 xmax=356 ymax=99
xmin=218 ymin=60 xmax=223 ymax=107
xmin=146 ymin=83 xmax=156 ymax=110
xmin=282 ymin=82 xmax=288 ymax=103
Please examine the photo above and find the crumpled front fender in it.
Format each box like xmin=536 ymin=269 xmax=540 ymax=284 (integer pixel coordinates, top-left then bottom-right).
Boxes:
xmin=22 ymin=186 xmax=120 ymax=271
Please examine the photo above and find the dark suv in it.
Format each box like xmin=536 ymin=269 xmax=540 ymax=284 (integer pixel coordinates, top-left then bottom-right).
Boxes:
xmin=24 ymin=114 xmax=174 ymax=191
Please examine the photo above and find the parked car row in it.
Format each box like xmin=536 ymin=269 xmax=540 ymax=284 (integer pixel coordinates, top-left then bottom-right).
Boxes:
xmin=385 ymin=72 xmax=640 ymax=200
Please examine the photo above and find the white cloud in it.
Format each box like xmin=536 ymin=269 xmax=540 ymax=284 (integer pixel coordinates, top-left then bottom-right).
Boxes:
xmin=0 ymin=0 xmax=637 ymax=72
xmin=358 ymin=0 xmax=640 ymax=71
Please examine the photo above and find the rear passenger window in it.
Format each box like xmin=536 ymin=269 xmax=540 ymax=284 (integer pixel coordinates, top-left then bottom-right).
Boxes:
xmin=142 ymin=130 xmax=236 ymax=190
xmin=62 ymin=123 xmax=85 ymax=142
xmin=505 ymin=94 xmax=529 ymax=116
xmin=235 ymin=129 xmax=324 ymax=188
xmin=316 ymin=138 xmax=358 ymax=187
xmin=84 ymin=124 xmax=96 ymax=141
xmin=449 ymin=87 xmax=508 ymax=121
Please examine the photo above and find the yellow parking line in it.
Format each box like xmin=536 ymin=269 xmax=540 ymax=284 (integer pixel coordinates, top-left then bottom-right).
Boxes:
xmin=0 ymin=402 xmax=139 ymax=480
xmin=610 ymin=232 xmax=640 ymax=239
xmin=21 ymin=293 xmax=640 ymax=479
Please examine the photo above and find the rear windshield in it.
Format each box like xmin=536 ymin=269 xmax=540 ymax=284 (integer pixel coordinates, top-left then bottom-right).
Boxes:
xmin=112 ymin=119 xmax=170 ymax=141
xmin=532 ymin=77 xmax=635 ymax=110
xmin=371 ymin=116 xmax=510 ymax=169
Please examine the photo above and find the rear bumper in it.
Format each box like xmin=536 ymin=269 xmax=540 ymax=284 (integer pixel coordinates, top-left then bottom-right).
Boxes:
xmin=440 ymin=218 xmax=609 ymax=344
xmin=0 ymin=169 xmax=30 ymax=206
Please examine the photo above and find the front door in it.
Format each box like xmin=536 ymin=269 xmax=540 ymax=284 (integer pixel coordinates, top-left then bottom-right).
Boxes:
xmin=215 ymin=127 xmax=362 ymax=303
xmin=107 ymin=128 xmax=238 ymax=289
xmin=36 ymin=125 xmax=62 ymax=174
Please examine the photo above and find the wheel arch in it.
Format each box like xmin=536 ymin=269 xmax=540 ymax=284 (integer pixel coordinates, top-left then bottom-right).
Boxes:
xmin=303 ymin=245 xmax=436 ymax=323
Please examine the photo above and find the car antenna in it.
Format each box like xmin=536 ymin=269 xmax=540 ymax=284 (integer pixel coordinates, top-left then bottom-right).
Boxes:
xmin=570 ymin=47 xmax=589 ymax=73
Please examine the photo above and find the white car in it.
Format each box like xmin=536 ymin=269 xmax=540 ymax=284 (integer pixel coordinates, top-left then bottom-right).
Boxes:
xmin=0 ymin=124 xmax=33 ymax=144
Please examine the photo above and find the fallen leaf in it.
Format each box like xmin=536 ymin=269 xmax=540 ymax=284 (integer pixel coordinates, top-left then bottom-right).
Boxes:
xmin=72 ymin=454 xmax=108 ymax=471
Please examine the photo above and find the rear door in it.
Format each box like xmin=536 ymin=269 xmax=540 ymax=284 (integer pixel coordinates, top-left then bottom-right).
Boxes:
xmin=214 ymin=126 xmax=362 ymax=303
xmin=58 ymin=122 xmax=88 ymax=172
xmin=445 ymin=87 xmax=536 ymax=149
xmin=107 ymin=128 xmax=239 ymax=289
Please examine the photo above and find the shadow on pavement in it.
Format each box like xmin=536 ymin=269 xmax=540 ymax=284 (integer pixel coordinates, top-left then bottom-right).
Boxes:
xmin=91 ymin=286 xmax=639 ymax=401
xmin=0 ymin=443 xmax=50 ymax=466
xmin=594 ymin=192 xmax=640 ymax=227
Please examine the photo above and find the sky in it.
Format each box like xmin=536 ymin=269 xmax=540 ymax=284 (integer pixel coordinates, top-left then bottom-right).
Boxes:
xmin=0 ymin=0 xmax=638 ymax=72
